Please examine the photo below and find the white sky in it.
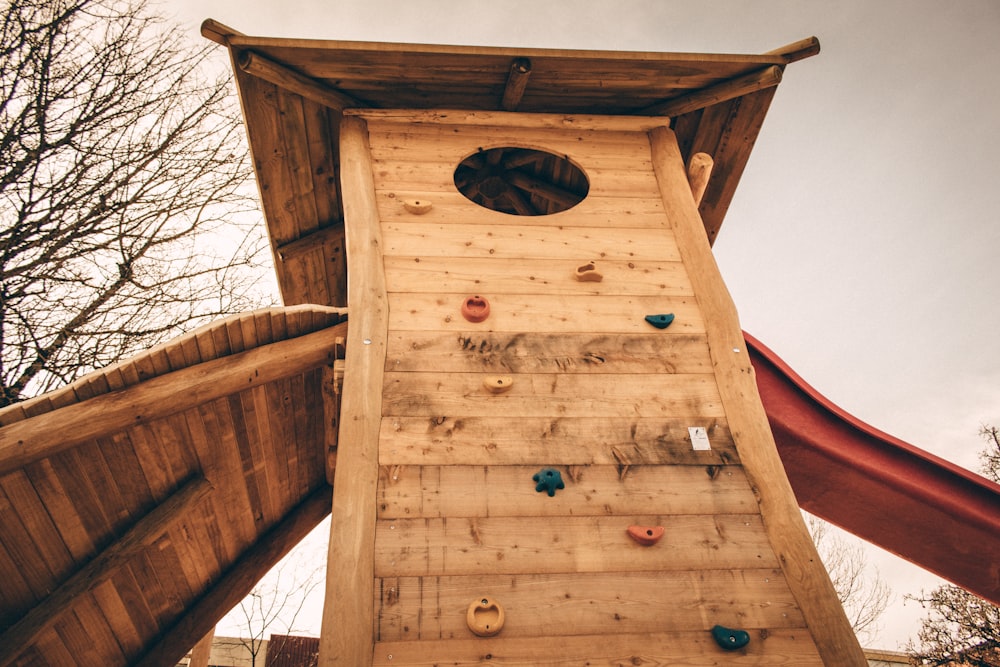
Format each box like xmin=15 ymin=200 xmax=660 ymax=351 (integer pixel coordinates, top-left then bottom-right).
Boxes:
xmin=167 ymin=0 xmax=1000 ymax=653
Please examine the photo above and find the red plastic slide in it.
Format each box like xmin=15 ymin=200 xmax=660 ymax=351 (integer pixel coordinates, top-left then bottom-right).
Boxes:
xmin=745 ymin=332 xmax=1000 ymax=606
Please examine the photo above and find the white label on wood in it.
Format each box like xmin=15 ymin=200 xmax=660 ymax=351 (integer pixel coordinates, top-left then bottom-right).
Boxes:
xmin=689 ymin=426 xmax=711 ymax=450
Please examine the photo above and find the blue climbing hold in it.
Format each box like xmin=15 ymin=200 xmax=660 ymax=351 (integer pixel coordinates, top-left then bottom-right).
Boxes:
xmin=644 ymin=313 xmax=675 ymax=329
xmin=532 ymin=468 xmax=565 ymax=497
xmin=711 ymin=624 xmax=750 ymax=650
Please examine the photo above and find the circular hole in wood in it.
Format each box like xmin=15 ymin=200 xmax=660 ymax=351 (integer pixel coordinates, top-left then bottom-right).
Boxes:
xmin=454 ymin=146 xmax=589 ymax=215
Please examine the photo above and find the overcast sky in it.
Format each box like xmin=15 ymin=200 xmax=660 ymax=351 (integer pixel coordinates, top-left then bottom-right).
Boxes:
xmin=168 ymin=0 xmax=1000 ymax=651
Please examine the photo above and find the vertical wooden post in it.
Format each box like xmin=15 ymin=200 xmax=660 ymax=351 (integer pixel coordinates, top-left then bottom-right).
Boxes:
xmin=188 ymin=628 xmax=215 ymax=667
xmin=319 ymin=114 xmax=387 ymax=666
xmin=648 ymin=125 xmax=867 ymax=667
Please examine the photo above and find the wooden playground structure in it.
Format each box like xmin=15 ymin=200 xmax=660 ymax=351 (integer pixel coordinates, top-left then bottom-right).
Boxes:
xmin=0 ymin=22 xmax=997 ymax=666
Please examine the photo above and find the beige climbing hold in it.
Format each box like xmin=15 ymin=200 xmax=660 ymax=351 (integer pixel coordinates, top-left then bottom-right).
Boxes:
xmin=574 ymin=261 xmax=603 ymax=282
xmin=403 ymin=198 xmax=433 ymax=214
xmin=483 ymin=375 xmax=514 ymax=393
xmin=467 ymin=596 xmax=505 ymax=637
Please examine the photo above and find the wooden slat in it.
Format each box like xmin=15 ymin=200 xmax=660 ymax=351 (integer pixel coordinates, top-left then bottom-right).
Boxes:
xmin=379 ymin=416 xmax=737 ymax=466
xmin=388 ymin=294 xmax=703 ymax=335
xmin=385 ymin=331 xmax=712 ymax=374
xmin=648 ymin=126 xmax=866 ymax=665
xmin=377 ymin=464 xmax=753 ymax=519
xmin=384 ymin=257 xmax=692 ymax=296
xmin=382 ymin=371 xmax=723 ymax=418
xmin=375 ymin=514 xmax=776 ymax=576
xmin=640 ymin=65 xmax=782 ymax=116
xmin=0 ymin=475 xmax=212 ymax=667
xmin=320 ymin=114 xmax=385 ymax=665
xmin=134 ymin=484 xmax=332 ymax=667
xmin=375 ymin=161 xmax=660 ymax=198
xmin=0 ymin=322 xmax=346 ymax=475
xmin=375 ymin=569 xmax=805 ymax=642
xmin=353 ymin=109 xmax=669 ymax=132
xmin=381 ymin=222 xmax=681 ymax=262
xmin=372 ymin=629 xmax=824 ymax=666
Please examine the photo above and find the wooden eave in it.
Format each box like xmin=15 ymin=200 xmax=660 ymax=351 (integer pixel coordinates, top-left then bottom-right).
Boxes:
xmin=0 ymin=306 xmax=346 ymax=667
xmin=203 ymin=20 xmax=818 ymax=308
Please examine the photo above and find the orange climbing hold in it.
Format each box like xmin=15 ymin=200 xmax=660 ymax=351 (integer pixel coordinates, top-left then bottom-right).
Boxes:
xmin=626 ymin=525 xmax=665 ymax=546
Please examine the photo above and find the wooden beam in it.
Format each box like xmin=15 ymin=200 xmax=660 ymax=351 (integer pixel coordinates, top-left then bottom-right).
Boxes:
xmin=648 ymin=125 xmax=867 ymax=666
xmin=319 ymin=115 xmax=388 ymax=666
xmin=501 ymin=57 xmax=532 ymax=111
xmin=188 ymin=628 xmax=215 ymax=667
xmin=505 ymin=170 xmax=583 ymax=208
xmin=275 ymin=224 xmax=345 ymax=263
xmin=0 ymin=322 xmax=347 ymax=476
xmin=638 ymin=65 xmax=783 ymax=117
xmin=766 ymin=36 xmax=821 ymax=63
xmin=686 ymin=152 xmax=714 ymax=207
xmin=237 ymin=50 xmax=368 ymax=111
xmin=0 ymin=475 xmax=213 ymax=667
xmin=133 ymin=484 xmax=332 ymax=667
xmin=200 ymin=18 xmax=244 ymax=46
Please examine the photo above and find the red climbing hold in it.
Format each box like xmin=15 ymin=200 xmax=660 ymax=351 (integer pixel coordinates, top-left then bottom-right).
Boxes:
xmin=461 ymin=295 xmax=491 ymax=323
xmin=626 ymin=525 xmax=665 ymax=546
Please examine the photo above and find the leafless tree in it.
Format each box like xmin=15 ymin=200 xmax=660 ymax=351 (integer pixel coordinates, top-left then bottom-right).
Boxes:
xmin=806 ymin=513 xmax=892 ymax=645
xmin=217 ymin=541 xmax=325 ymax=667
xmin=907 ymin=426 xmax=1000 ymax=666
xmin=0 ymin=0 xmax=273 ymax=406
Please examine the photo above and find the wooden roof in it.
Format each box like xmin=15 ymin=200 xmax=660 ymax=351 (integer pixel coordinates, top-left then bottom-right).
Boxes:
xmin=0 ymin=306 xmax=345 ymax=666
xmin=201 ymin=20 xmax=818 ymax=307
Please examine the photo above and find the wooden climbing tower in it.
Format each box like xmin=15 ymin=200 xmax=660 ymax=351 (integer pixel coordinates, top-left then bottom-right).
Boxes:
xmin=197 ymin=24 xmax=867 ymax=666
xmin=0 ymin=24 xmax=886 ymax=667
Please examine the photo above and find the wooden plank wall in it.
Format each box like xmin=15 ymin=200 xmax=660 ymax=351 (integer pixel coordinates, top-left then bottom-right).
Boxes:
xmin=346 ymin=111 xmax=831 ymax=665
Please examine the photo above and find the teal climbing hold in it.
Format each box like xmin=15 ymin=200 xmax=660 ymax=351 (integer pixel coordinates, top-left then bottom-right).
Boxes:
xmin=644 ymin=313 xmax=675 ymax=329
xmin=532 ymin=468 xmax=565 ymax=497
xmin=711 ymin=624 xmax=750 ymax=651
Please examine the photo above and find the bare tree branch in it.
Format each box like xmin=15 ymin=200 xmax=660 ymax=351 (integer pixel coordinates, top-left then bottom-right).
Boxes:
xmin=0 ymin=0 xmax=275 ymax=405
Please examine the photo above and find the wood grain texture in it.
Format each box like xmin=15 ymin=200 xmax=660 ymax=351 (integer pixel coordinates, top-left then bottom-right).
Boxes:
xmin=381 ymin=371 xmax=723 ymax=418
xmin=375 ymin=569 xmax=805 ymax=641
xmin=320 ymin=114 xmax=385 ymax=666
xmin=376 ymin=465 xmax=755 ymax=518
xmin=375 ymin=514 xmax=777 ymax=576
xmin=384 ymin=257 xmax=692 ymax=296
xmin=378 ymin=416 xmax=737 ymax=466
xmin=388 ymin=294 xmax=703 ymax=334
xmin=648 ymin=125 xmax=866 ymax=665
xmin=381 ymin=222 xmax=681 ymax=262
xmin=372 ymin=629 xmax=823 ymax=666
xmin=385 ymin=331 xmax=712 ymax=374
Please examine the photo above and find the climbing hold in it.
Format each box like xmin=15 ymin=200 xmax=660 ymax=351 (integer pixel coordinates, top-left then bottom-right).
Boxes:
xmin=626 ymin=525 xmax=665 ymax=546
xmin=574 ymin=261 xmax=603 ymax=282
xmin=644 ymin=313 xmax=675 ymax=329
xmin=461 ymin=296 xmax=491 ymax=323
xmin=466 ymin=596 xmax=505 ymax=637
xmin=483 ymin=375 xmax=514 ymax=393
xmin=532 ymin=468 xmax=565 ymax=497
xmin=711 ymin=624 xmax=750 ymax=651
xmin=403 ymin=198 xmax=433 ymax=214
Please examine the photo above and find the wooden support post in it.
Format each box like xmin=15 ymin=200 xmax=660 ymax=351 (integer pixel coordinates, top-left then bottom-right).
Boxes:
xmin=639 ymin=65 xmax=783 ymax=117
xmin=0 ymin=322 xmax=347 ymax=475
xmin=134 ymin=484 xmax=332 ymax=667
xmin=319 ymin=115 xmax=388 ymax=666
xmin=0 ymin=475 xmax=213 ymax=667
xmin=648 ymin=125 xmax=867 ymax=667
xmin=237 ymin=50 xmax=368 ymax=110
xmin=188 ymin=628 xmax=216 ymax=667
xmin=501 ymin=57 xmax=532 ymax=111
xmin=686 ymin=152 xmax=714 ymax=207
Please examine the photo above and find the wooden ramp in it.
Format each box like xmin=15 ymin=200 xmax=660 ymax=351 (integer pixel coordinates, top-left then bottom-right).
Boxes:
xmin=0 ymin=306 xmax=345 ymax=666
xmin=322 ymin=110 xmax=866 ymax=665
